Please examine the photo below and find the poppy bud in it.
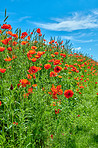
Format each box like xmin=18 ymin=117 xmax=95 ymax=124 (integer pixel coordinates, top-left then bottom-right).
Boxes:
xmin=10 ymin=84 xmax=13 ymax=90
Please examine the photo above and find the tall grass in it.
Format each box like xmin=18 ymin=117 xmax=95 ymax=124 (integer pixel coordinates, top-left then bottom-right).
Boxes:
xmin=0 ymin=11 xmax=98 ymax=148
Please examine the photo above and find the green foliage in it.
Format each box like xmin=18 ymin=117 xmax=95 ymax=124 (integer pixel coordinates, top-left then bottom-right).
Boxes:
xmin=0 ymin=10 xmax=98 ymax=148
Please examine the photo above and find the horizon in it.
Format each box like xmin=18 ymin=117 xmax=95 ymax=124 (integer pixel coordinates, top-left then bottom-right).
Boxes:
xmin=0 ymin=0 xmax=98 ymax=61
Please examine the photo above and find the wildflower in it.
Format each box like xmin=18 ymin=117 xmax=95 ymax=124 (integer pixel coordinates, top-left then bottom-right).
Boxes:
xmin=28 ymin=66 xmax=39 ymax=74
xmin=4 ymin=57 xmax=12 ymax=61
xmin=31 ymin=46 xmax=37 ymax=50
xmin=1 ymin=24 xmax=12 ymax=30
xmin=0 ymin=47 xmax=5 ymax=52
xmin=50 ymin=71 xmax=58 ymax=77
xmin=64 ymin=89 xmax=74 ymax=98
xmin=7 ymin=47 xmax=12 ymax=51
xmin=31 ymin=58 xmax=37 ymax=62
xmin=0 ymin=101 xmax=1 ymax=106
xmin=21 ymin=32 xmax=28 ymax=38
xmin=53 ymin=59 xmax=60 ymax=65
xmin=54 ymin=66 xmax=62 ymax=73
xmin=28 ymin=87 xmax=33 ymax=93
xmin=44 ymin=64 xmax=51 ymax=69
xmin=55 ymin=109 xmax=60 ymax=114
xmin=0 ymin=68 xmax=6 ymax=73
xmin=60 ymin=53 xmax=66 ymax=57
xmin=77 ymin=115 xmax=80 ymax=117
xmin=27 ymin=74 xmax=32 ymax=79
xmin=19 ymin=79 xmax=31 ymax=87
xmin=10 ymin=84 xmax=13 ymax=90
xmin=50 ymin=135 xmax=53 ymax=139
xmin=32 ymin=84 xmax=37 ymax=87
xmin=12 ymin=41 xmax=17 ymax=46
xmin=95 ymin=82 xmax=97 ymax=84
xmin=54 ymin=52 xmax=59 ymax=55
xmin=36 ymin=28 xmax=41 ymax=34
xmin=12 ymin=34 xmax=18 ymax=38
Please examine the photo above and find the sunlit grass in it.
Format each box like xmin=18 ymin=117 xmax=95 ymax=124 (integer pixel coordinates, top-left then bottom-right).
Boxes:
xmin=0 ymin=11 xmax=98 ymax=148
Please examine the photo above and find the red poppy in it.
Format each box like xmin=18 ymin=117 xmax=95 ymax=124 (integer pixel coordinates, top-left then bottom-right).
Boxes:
xmin=0 ymin=101 xmax=1 ymax=106
xmin=55 ymin=109 xmax=60 ymax=114
xmin=28 ymin=66 xmax=39 ymax=74
xmin=7 ymin=47 xmax=12 ymax=51
xmin=31 ymin=58 xmax=37 ymax=62
xmin=36 ymin=28 xmax=41 ymax=34
xmin=0 ymin=68 xmax=6 ymax=73
xmin=44 ymin=64 xmax=51 ymax=69
xmin=50 ymin=135 xmax=53 ymax=139
xmin=1 ymin=24 xmax=12 ymax=30
xmin=50 ymin=71 xmax=58 ymax=77
xmin=19 ymin=79 xmax=31 ymax=87
xmin=53 ymin=59 xmax=60 ymax=65
xmin=4 ymin=57 xmax=12 ymax=61
xmin=1 ymin=38 xmax=11 ymax=45
xmin=54 ymin=66 xmax=62 ymax=73
xmin=64 ymin=89 xmax=74 ymax=98
xmin=0 ymin=47 xmax=5 ymax=52
xmin=10 ymin=84 xmax=13 ymax=90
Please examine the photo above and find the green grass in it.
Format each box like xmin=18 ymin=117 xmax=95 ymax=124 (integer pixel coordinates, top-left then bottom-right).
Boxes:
xmin=0 ymin=14 xmax=98 ymax=148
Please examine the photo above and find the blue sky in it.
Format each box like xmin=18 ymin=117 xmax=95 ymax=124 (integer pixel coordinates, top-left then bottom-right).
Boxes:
xmin=0 ymin=0 xmax=98 ymax=61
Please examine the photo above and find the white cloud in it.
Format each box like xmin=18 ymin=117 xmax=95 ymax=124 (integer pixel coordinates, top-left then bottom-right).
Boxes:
xmin=28 ymin=11 xmax=98 ymax=32
xmin=72 ymin=47 xmax=81 ymax=50
xmin=92 ymin=10 xmax=98 ymax=15
xmin=57 ymin=35 xmax=95 ymax=43
xmin=18 ymin=16 xmax=31 ymax=22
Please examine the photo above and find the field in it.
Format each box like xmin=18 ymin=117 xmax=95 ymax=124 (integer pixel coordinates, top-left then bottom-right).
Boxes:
xmin=0 ymin=14 xmax=98 ymax=148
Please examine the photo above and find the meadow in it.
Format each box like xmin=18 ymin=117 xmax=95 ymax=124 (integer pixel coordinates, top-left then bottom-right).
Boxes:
xmin=0 ymin=12 xmax=98 ymax=148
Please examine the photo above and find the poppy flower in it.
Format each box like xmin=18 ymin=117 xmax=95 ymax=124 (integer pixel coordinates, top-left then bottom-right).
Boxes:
xmin=4 ymin=57 xmax=12 ymax=61
xmin=54 ymin=66 xmax=62 ymax=73
xmin=54 ymin=52 xmax=59 ymax=55
xmin=36 ymin=28 xmax=41 ymax=34
xmin=55 ymin=109 xmax=60 ymax=114
xmin=0 ymin=29 xmax=2 ymax=34
xmin=53 ymin=59 xmax=60 ymax=65
xmin=28 ymin=87 xmax=33 ymax=93
xmin=50 ymin=71 xmax=58 ymax=77
xmin=50 ymin=135 xmax=53 ymax=139
xmin=7 ymin=47 xmax=12 ymax=51
xmin=60 ymin=53 xmax=66 ymax=57
xmin=0 ymin=101 xmax=1 ymax=106
xmin=10 ymin=84 xmax=13 ymax=90
xmin=44 ymin=64 xmax=51 ymax=69
xmin=0 ymin=68 xmax=6 ymax=73
xmin=12 ymin=41 xmax=17 ymax=46
xmin=28 ymin=66 xmax=39 ymax=74
xmin=0 ymin=47 xmax=5 ymax=52
xmin=31 ymin=46 xmax=37 ymax=50
xmin=32 ymin=84 xmax=37 ymax=87
xmin=12 ymin=34 xmax=18 ymax=38
xmin=77 ymin=115 xmax=80 ymax=117
xmin=1 ymin=39 xmax=10 ymax=45
xmin=19 ymin=79 xmax=31 ymax=87
xmin=1 ymin=24 xmax=12 ymax=30
xmin=31 ymin=58 xmax=37 ymax=62
xmin=64 ymin=89 xmax=74 ymax=98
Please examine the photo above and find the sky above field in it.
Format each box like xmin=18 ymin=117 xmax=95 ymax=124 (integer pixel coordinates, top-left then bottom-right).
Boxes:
xmin=0 ymin=0 xmax=98 ymax=61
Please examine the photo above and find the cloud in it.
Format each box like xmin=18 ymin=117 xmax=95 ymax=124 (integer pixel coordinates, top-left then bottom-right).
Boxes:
xmin=28 ymin=10 xmax=98 ymax=32
xmin=92 ymin=10 xmax=98 ymax=15
xmin=58 ymin=35 xmax=95 ymax=43
xmin=18 ymin=16 xmax=31 ymax=22
xmin=72 ymin=47 xmax=81 ymax=50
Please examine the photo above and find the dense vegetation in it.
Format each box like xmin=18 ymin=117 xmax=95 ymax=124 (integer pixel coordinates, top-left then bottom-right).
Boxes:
xmin=0 ymin=12 xmax=98 ymax=148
